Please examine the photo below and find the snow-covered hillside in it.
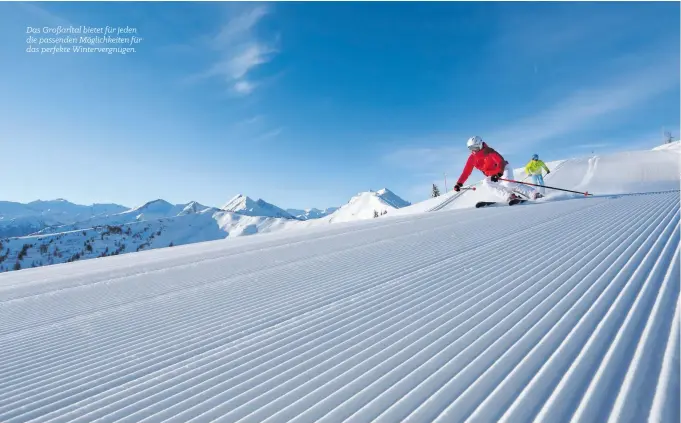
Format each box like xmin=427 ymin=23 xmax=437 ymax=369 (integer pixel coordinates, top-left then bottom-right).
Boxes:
xmin=0 ymin=199 xmax=128 ymax=238
xmin=395 ymin=142 xmax=681 ymax=216
xmin=326 ymin=188 xmax=411 ymax=223
xmin=1 ymin=188 xmax=677 ymax=422
xmin=0 ymin=216 xmax=52 ymax=239
xmin=0 ymin=208 xmax=304 ymax=273
xmin=653 ymin=141 xmax=681 ymax=152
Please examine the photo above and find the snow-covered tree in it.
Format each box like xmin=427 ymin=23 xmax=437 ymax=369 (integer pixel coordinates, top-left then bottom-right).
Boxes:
xmin=432 ymin=184 xmax=441 ymax=198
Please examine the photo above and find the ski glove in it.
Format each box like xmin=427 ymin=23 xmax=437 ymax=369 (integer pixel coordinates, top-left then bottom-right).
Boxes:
xmin=546 ymin=170 xmax=551 ymax=174
xmin=490 ymin=173 xmax=503 ymax=183
xmin=453 ymin=183 xmax=463 ymax=192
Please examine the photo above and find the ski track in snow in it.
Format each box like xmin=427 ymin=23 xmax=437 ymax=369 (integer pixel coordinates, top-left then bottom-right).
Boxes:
xmin=0 ymin=191 xmax=679 ymax=422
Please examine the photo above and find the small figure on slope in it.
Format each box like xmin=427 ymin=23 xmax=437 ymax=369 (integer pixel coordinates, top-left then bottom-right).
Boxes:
xmin=453 ymin=136 xmax=543 ymax=204
xmin=524 ymin=154 xmax=551 ymax=195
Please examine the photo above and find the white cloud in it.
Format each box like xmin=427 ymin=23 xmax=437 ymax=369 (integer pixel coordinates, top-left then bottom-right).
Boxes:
xmin=233 ymin=79 xmax=257 ymax=95
xmin=214 ymin=6 xmax=269 ymax=45
xmin=200 ymin=5 xmax=277 ymax=95
xmin=226 ymin=44 xmax=276 ymax=80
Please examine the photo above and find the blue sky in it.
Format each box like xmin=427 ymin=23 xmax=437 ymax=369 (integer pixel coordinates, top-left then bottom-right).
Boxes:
xmin=1 ymin=2 xmax=679 ymax=209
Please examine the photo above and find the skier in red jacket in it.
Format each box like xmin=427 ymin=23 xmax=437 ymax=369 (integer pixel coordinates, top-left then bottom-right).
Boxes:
xmin=453 ymin=136 xmax=543 ymax=203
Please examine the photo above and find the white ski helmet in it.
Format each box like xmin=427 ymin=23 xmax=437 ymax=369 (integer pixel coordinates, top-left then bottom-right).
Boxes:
xmin=467 ymin=136 xmax=483 ymax=151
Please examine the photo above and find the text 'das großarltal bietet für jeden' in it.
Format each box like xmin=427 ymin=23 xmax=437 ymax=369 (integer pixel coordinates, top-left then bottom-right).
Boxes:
xmin=26 ymin=26 xmax=143 ymax=55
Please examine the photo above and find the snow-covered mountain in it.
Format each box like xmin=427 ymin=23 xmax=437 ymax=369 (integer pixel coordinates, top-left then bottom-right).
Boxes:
xmin=178 ymin=201 xmax=217 ymax=216
xmin=2 ymin=142 xmax=677 ymax=274
xmin=34 ymin=200 xmax=206 ymax=235
xmin=26 ymin=199 xmax=126 ymax=219
xmin=286 ymin=207 xmax=339 ymax=220
xmin=123 ymin=199 xmax=178 ymax=220
xmin=0 ymin=189 xmax=408 ymax=272
xmin=222 ymin=194 xmax=297 ymax=219
xmin=0 ymin=193 xmax=313 ymax=272
xmin=122 ymin=199 xmax=213 ymax=220
xmin=0 ymin=199 xmax=128 ymax=238
xmin=325 ymin=188 xmax=411 ymax=223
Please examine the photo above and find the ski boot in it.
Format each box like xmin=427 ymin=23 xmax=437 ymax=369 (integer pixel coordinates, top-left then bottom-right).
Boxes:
xmin=507 ymin=193 xmax=523 ymax=206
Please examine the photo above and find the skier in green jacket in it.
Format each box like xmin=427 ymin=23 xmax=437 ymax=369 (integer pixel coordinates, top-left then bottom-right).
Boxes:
xmin=524 ymin=154 xmax=551 ymax=194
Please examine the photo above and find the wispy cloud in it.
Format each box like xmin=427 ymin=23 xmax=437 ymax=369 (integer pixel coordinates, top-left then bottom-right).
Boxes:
xmin=385 ymin=59 xmax=678 ymax=171
xmin=233 ymin=80 xmax=257 ymax=95
xmin=488 ymin=62 xmax=679 ymax=150
xmin=199 ymin=5 xmax=278 ymax=96
xmin=254 ymin=127 xmax=283 ymax=142
xmin=214 ymin=5 xmax=269 ymax=44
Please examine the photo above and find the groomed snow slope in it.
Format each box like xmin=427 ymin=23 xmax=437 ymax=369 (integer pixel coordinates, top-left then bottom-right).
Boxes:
xmin=1 ymin=190 xmax=678 ymax=422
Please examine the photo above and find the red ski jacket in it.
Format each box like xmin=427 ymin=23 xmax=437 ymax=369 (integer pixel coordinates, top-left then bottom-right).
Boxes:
xmin=457 ymin=142 xmax=507 ymax=185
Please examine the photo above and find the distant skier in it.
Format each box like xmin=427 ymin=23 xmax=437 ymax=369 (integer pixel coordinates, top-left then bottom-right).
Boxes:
xmin=524 ymin=154 xmax=551 ymax=195
xmin=453 ymin=136 xmax=543 ymax=203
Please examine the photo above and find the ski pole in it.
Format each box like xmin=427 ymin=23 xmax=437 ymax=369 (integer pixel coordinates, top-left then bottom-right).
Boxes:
xmin=499 ymin=178 xmax=591 ymax=196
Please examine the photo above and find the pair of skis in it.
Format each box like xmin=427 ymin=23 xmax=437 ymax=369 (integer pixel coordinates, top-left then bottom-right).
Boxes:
xmin=475 ymin=192 xmax=528 ymax=208
xmin=475 ymin=199 xmax=527 ymax=208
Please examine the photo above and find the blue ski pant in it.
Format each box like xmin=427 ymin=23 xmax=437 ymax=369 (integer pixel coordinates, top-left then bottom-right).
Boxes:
xmin=530 ymin=174 xmax=545 ymax=194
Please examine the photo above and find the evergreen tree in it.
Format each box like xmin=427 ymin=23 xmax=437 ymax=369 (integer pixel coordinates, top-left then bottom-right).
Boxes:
xmin=432 ymin=183 xmax=441 ymax=198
